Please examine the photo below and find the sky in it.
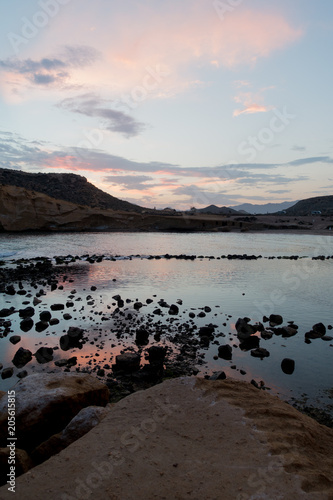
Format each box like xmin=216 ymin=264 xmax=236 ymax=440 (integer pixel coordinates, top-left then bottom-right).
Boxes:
xmin=0 ymin=0 xmax=333 ymax=210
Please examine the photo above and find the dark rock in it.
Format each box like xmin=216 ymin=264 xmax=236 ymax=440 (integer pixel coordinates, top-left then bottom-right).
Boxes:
xmin=20 ymin=317 xmax=34 ymax=332
xmin=51 ymin=304 xmax=65 ymax=311
xmin=35 ymin=321 xmax=49 ymax=333
xmin=153 ymin=309 xmax=162 ymax=315
xmin=17 ymin=370 xmax=28 ymax=379
xmin=49 ymin=318 xmax=60 ymax=326
xmin=35 ymin=347 xmax=54 ymax=364
xmin=133 ymin=302 xmax=143 ymax=310
xmin=209 ymin=371 xmax=226 ymax=381
xmin=63 ymin=314 xmax=72 ymax=320
xmin=0 ymin=308 xmax=15 ymax=318
xmin=19 ymin=306 xmax=35 ymax=318
xmin=235 ymin=317 xmax=255 ymax=339
xmin=198 ymin=326 xmax=215 ymax=338
xmin=218 ymin=344 xmax=232 ymax=360
xmin=269 ymin=314 xmax=283 ymax=326
xmin=60 ymin=327 xmax=84 ymax=351
xmin=12 ymin=348 xmax=33 ymax=368
xmin=168 ymin=304 xmax=179 ymax=315
xmin=281 ymin=358 xmax=295 ymax=375
xmin=313 ymin=323 xmax=326 ymax=336
xmin=239 ymin=336 xmax=260 ymax=351
xmin=114 ymin=353 xmax=141 ymax=372
xmin=9 ymin=335 xmax=21 ymax=345
xmin=251 ymin=348 xmax=270 ymax=358
xmin=135 ymin=328 xmax=149 ymax=345
xmin=261 ymin=329 xmax=273 ymax=340
xmin=39 ymin=311 xmax=52 ymax=322
xmin=1 ymin=368 xmax=14 ymax=380
xmin=6 ymin=285 xmax=16 ymax=295
xmin=148 ymin=346 xmax=166 ymax=363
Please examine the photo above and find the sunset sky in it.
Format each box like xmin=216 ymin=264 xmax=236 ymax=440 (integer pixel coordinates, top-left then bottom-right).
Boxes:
xmin=1 ymin=0 xmax=333 ymax=210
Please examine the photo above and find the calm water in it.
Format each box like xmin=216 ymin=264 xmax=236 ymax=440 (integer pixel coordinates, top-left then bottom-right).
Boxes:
xmin=0 ymin=232 xmax=332 ymax=413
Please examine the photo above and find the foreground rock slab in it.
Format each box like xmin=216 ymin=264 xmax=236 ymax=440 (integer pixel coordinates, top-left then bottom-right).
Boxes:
xmin=0 ymin=373 xmax=109 ymax=452
xmin=0 ymin=377 xmax=332 ymax=499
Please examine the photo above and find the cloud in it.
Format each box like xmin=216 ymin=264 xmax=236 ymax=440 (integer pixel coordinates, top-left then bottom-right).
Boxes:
xmin=103 ymin=174 xmax=156 ymax=191
xmin=233 ymin=87 xmax=275 ymax=117
xmin=291 ymin=145 xmax=306 ymax=152
xmin=0 ymin=45 xmax=100 ymax=89
xmin=58 ymin=94 xmax=145 ymax=137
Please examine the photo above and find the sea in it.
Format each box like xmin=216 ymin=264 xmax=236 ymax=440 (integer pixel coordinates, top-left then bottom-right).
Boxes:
xmin=0 ymin=231 xmax=332 ymax=414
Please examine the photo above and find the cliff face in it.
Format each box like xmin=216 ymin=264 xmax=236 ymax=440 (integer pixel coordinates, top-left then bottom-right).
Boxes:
xmin=0 ymin=185 xmax=141 ymax=231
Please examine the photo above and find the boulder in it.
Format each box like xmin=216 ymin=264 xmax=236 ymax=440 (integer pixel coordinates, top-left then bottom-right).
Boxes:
xmin=114 ymin=353 xmax=141 ymax=372
xmin=135 ymin=328 xmax=149 ymax=345
xmin=251 ymin=348 xmax=270 ymax=358
xmin=0 ymin=372 xmax=109 ymax=451
xmin=281 ymin=358 xmax=295 ymax=375
xmin=39 ymin=311 xmax=52 ymax=322
xmin=0 ymin=307 xmax=15 ymax=318
xmin=148 ymin=346 xmax=166 ymax=363
xmin=1 ymin=368 xmax=13 ymax=380
xmin=239 ymin=336 xmax=260 ymax=351
xmin=31 ymin=406 xmax=108 ymax=465
xmin=218 ymin=344 xmax=232 ymax=360
xmin=60 ymin=327 xmax=84 ymax=351
xmin=209 ymin=371 xmax=226 ymax=381
xmin=9 ymin=335 xmax=21 ymax=345
xmin=235 ymin=317 xmax=255 ymax=339
xmin=313 ymin=323 xmax=326 ymax=336
xmin=12 ymin=347 xmax=33 ymax=368
xmin=19 ymin=306 xmax=35 ymax=318
xmin=269 ymin=314 xmax=283 ymax=326
xmin=51 ymin=304 xmax=64 ymax=311
xmin=34 ymin=347 xmax=54 ymax=364
xmin=168 ymin=304 xmax=179 ymax=315
xmin=20 ymin=317 xmax=34 ymax=332
xmin=35 ymin=320 xmax=49 ymax=333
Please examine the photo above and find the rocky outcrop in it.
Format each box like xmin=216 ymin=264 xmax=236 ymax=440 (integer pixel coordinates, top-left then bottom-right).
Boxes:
xmin=0 ymin=372 xmax=109 ymax=452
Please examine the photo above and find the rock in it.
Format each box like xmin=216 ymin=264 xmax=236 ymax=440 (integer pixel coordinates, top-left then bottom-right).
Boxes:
xmin=40 ymin=311 xmax=52 ymax=322
xmin=198 ymin=326 xmax=215 ymax=338
xmin=35 ymin=347 xmax=54 ymax=364
xmin=239 ymin=336 xmax=260 ymax=351
xmin=114 ymin=353 xmax=141 ymax=372
xmin=153 ymin=308 xmax=162 ymax=315
xmin=0 ymin=372 xmax=109 ymax=451
xmin=251 ymin=348 xmax=270 ymax=358
xmin=0 ymin=307 xmax=15 ymax=318
xmin=168 ymin=304 xmax=179 ymax=315
xmin=1 ymin=367 xmax=14 ymax=379
xmin=49 ymin=318 xmax=60 ymax=325
xmin=282 ymin=326 xmax=298 ymax=337
xmin=281 ymin=358 xmax=295 ymax=375
xmin=33 ymin=297 xmax=42 ymax=306
xmin=19 ymin=306 xmax=35 ymax=318
xmin=313 ymin=323 xmax=326 ymax=336
xmin=209 ymin=371 xmax=226 ymax=381
xmin=60 ymin=327 xmax=84 ymax=351
xmin=35 ymin=320 xmax=49 ymax=333
xmin=218 ymin=345 xmax=232 ymax=360
xmin=12 ymin=347 xmax=33 ymax=368
xmin=235 ymin=317 xmax=255 ymax=339
xmin=269 ymin=314 xmax=283 ymax=326
xmin=20 ymin=317 xmax=34 ymax=332
xmin=0 ymin=448 xmax=32 ymax=486
xmin=261 ymin=329 xmax=273 ymax=340
xmin=51 ymin=304 xmax=65 ymax=311
xmin=135 ymin=328 xmax=149 ymax=345
xmin=322 ymin=336 xmax=333 ymax=341
xmin=63 ymin=313 xmax=72 ymax=320
xmin=17 ymin=370 xmax=28 ymax=379
xmin=133 ymin=302 xmax=143 ymax=310
xmin=55 ymin=357 xmax=77 ymax=368
xmin=9 ymin=335 xmax=21 ymax=345
xmin=148 ymin=346 xmax=166 ymax=363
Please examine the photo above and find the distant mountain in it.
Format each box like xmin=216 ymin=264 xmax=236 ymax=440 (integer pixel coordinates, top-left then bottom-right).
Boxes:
xmin=195 ymin=204 xmax=241 ymax=215
xmin=231 ymin=201 xmax=297 ymax=214
xmin=0 ymin=168 xmax=145 ymax=213
xmin=284 ymin=195 xmax=333 ymax=216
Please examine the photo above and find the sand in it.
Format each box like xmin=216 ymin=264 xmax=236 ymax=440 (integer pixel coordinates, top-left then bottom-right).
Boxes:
xmin=0 ymin=377 xmax=332 ymax=499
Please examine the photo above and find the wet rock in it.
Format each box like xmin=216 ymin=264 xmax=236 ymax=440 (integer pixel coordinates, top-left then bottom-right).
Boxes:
xmin=235 ymin=317 xmax=255 ymax=339
xmin=322 ymin=336 xmax=333 ymax=341
xmin=40 ymin=311 xmax=52 ymax=322
xmin=63 ymin=313 xmax=72 ymax=320
xmin=0 ymin=307 xmax=15 ymax=318
xmin=19 ymin=306 xmax=35 ymax=318
xmin=49 ymin=318 xmax=60 ymax=326
xmin=60 ymin=327 xmax=84 ymax=351
xmin=35 ymin=347 xmax=54 ymax=364
xmin=114 ymin=352 xmax=141 ymax=372
xmin=198 ymin=326 xmax=215 ymax=338
xmin=269 ymin=314 xmax=283 ymax=326
xmin=251 ymin=347 xmax=270 ymax=358
xmin=148 ymin=346 xmax=166 ymax=363
xmin=239 ymin=336 xmax=260 ymax=351
xmin=168 ymin=304 xmax=179 ymax=315
xmin=218 ymin=344 xmax=232 ymax=360
xmin=1 ymin=368 xmax=14 ymax=380
xmin=209 ymin=371 xmax=226 ymax=381
xmin=5 ymin=285 xmax=16 ymax=295
xmin=20 ymin=317 xmax=34 ymax=332
xmin=313 ymin=323 xmax=326 ymax=336
xmin=9 ymin=335 xmax=21 ymax=345
xmin=12 ymin=348 xmax=33 ymax=368
xmin=51 ymin=304 xmax=65 ymax=311
xmin=35 ymin=321 xmax=49 ymax=333
xmin=281 ymin=358 xmax=295 ymax=375
xmin=133 ymin=302 xmax=143 ymax=310
xmin=17 ymin=370 xmax=28 ymax=379
xmin=153 ymin=308 xmax=162 ymax=315
xmin=261 ymin=329 xmax=273 ymax=340
xmin=135 ymin=328 xmax=149 ymax=345
xmin=33 ymin=297 xmax=42 ymax=306
xmin=282 ymin=326 xmax=298 ymax=337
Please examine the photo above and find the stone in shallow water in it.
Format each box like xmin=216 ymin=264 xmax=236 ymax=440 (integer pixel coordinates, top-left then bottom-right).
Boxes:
xmin=12 ymin=347 xmax=33 ymax=369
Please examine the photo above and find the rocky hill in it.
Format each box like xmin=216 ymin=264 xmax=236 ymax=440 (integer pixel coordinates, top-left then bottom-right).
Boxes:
xmin=284 ymin=195 xmax=333 ymax=216
xmin=0 ymin=168 xmax=144 ymax=212
xmin=195 ymin=204 xmax=240 ymax=215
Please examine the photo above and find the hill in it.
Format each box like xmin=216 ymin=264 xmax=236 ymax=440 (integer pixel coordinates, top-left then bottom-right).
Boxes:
xmin=284 ymin=195 xmax=333 ymax=216
xmin=0 ymin=168 xmax=144 ymax=213
xmin=231 ymin=201 xmax=297 ymax=214
xmin=195 ymin=204 xmax=240 ymax=215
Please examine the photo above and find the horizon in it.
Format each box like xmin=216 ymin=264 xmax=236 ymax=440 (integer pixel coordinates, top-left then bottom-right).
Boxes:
xmin=1 ymin=1 xmax=333 ymax=210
